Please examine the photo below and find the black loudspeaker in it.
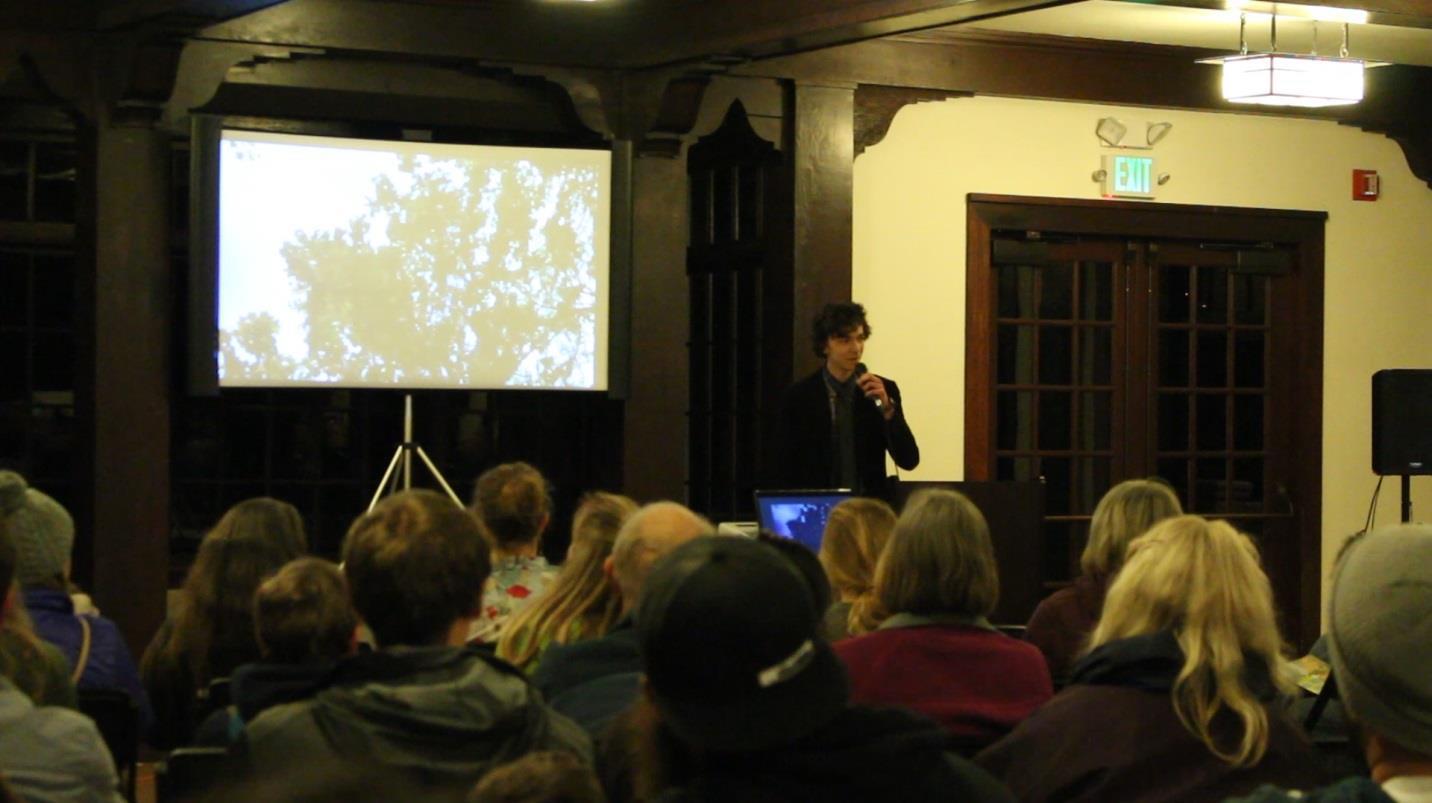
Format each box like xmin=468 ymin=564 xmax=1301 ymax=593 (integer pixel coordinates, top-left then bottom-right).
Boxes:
xmin=1372 ymin=369 xmax=1432 ymax=476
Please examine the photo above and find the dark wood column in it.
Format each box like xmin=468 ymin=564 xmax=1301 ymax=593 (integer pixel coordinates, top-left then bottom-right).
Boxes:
xmin=624 ymin=152 xmax=690 ymax=503
xmin=80 ymin=120 xmax=171 ymax=652
xmin=787 ymin=80 xmax=854 ymax=377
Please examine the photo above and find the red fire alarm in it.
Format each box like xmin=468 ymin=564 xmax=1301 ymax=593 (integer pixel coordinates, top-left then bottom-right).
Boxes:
xmin=1353 ymin=169 xmax=1380 ymax=201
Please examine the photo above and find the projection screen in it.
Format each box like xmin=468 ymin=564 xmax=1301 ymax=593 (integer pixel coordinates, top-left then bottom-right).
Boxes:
xmin=217 ymin=130 xmax=611 ymax=390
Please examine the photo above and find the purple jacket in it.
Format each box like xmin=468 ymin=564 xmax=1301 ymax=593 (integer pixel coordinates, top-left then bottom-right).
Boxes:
xmin=24 ymin=588 xmax=155 ymax=736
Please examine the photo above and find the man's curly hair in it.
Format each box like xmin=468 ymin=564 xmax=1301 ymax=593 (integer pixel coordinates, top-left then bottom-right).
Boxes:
xmin=811 ymin=302 xmax=871 ymax=358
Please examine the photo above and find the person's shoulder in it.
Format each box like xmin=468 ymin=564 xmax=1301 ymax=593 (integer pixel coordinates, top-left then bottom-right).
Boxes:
xmin=540 ymin=628 xmax=638 ymax=672
xmin=1226 ymin=778 xmax=1396 ymax=803
xmin=992 ymin=627 xmax=1046 ymax=658
xmin=84 ymin=613 xmax=133 ymax=651
xmin=533 ymin=629 xmax=639 ymax=694
xmin=830 ymin=626 xmax=886 ymax=652
xmin=10 ymin=699 xmax=117 ymax=765
xmin=3 ymin=704 xmax=122 ymax=801
xmin=829 ymin=627 xmax=901 ymax=668
xmin=243 ymin=695 xmax=317 ymax=739
xmin=781 ymin=369 xmax=825 ymax=400
xmin=1029 ymin=584 xmax=1082 ymax=621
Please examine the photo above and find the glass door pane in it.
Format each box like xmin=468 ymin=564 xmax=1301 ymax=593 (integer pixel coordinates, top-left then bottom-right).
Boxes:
xmin=991 ymin=237 xmax=1125 ymax=583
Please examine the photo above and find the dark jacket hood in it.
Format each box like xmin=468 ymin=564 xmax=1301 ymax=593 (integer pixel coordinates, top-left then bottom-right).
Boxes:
xmin=1071 ymin=630 xmax=1186 ymax=692
xmin=231 ymin=659 xmax=337 ymax=724
xmin=300 ymin=646 xmax=575 ymax=782
xmin=1072 ymin=630 xmax=1280 ymax=701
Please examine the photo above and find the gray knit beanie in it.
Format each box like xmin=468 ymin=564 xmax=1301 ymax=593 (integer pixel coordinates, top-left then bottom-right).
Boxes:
xmin=1327 ymin=523 xmax=1432 ymax=756
xmin=0 ymin=470 xmax=75 ymax=586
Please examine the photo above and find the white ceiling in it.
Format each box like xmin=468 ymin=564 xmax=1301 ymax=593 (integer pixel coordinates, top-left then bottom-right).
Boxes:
xmin=964 ymin=0 xmax=1432 ymax=66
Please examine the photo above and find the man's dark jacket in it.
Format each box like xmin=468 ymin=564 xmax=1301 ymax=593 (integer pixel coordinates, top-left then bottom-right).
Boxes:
xmin=533 ymin=619 xmax=639 ymax=697
xmin=235 ymin=645 xmax=589 ymax=792
xmin=531 ymin=619 xmax=642 ymax=737
xmin=775 ymin=370 xmax=919 ymax=496
xmin=651 ymin=705 xmax=1014 ymax=803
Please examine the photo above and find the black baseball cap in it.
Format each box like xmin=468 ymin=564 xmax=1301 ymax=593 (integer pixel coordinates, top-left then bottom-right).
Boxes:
xmin=636 ymin=536 xmax=849 ymax=752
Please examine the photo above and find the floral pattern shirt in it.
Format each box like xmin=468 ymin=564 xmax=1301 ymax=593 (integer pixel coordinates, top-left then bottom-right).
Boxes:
xmin=467 ymin=555 xmax=558 ymax=644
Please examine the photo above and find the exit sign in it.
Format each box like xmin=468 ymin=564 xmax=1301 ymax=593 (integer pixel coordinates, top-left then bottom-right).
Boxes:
xmin=1102 ymin=154 xmax=1156 ymax=199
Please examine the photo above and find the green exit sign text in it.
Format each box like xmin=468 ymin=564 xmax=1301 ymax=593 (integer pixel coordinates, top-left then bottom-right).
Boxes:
xmin=1101 ymin=154 xmax=1157 ymax=199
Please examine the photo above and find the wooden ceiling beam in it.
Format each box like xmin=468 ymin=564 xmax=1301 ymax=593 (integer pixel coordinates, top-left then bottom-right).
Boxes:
xmin=95 ymin=0 xmax=294 ymax=32
xmin=1108 ymin=0 xmax=1432 ymax=31
xmin=195 ymin=0 xmax=1082 ymax=71
xmin=734 ymin=28 xmax=1432 ymax=188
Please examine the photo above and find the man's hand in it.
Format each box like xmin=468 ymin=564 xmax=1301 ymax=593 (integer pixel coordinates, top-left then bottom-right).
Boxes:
xmin=857 ymin=371 xmax=895 ymax=420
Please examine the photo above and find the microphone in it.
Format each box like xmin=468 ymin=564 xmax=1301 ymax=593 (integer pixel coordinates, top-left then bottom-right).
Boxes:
xmin=856 ymin=362 xmax=883 ymax=410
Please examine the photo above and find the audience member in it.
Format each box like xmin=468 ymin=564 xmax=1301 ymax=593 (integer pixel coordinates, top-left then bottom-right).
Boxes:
xmin=817 ymin=497 xmax=896 ymax=640
xmin=978 ymin=515 xmax=1324 ymax=802
xmin=0 ymin=519 xmax=124 ymax=803
xmin=470 ymin=462 xmax=559 ymax=644
xmin=469 ymin=751 xmax=605 ymax=803
xmin=0 ymin=471 xmax=153 ymax=733
xmin=1228 ymin=524 xmax=1432 ymax=803
xmin=195 ymin=557 xmax=357 ymax=745
xmin=623 ymin=536 xmax=1014 ymax=802
xmin=758 ymin=532 xmax=832 ymax=615
xmin=0 ymin=598 xmax=74 ymax=709
xmin=140 ymin=496 xmax=307 ymax=747
xmin=832 ymin=489 xmax=1052 ymax=750
xmin=198 ymin=761 xmax=432 ymax=803
xmin=1025 ymin=478 xmax=1182 ymax=682
xmin=0 ymin=533 xmax=74 ymax=710
xmin=237 ymin=490 xmax=589 ymax=794
xmin=1286 ymin=532 xmax=1374 ymax=781
xmin=532 ymin=502 xmax=711 ymax=735
xmin=497 ymin=492 xmax=638 ymax=674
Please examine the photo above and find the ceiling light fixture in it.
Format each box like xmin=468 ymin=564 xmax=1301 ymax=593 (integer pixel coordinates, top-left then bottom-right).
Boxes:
xmin=1201 ymin=12 xmax=1366 ymax=108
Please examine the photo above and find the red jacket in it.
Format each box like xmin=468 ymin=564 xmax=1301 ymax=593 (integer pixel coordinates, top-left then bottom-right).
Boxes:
xmin=833 ymin=617 xmax=1053 ymax=749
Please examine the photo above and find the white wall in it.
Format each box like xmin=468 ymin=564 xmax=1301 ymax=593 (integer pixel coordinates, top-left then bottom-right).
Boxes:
xmin=853 ymin=94 xmax=1432 ymax=610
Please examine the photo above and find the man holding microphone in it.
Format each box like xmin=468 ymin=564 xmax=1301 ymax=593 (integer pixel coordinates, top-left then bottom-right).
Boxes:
xmin=775 ymin=302 xmax=920 ymax=498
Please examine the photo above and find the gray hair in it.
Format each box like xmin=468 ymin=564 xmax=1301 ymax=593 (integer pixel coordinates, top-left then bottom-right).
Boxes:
xmin=610 ymin=501 xmax=713 ymax=605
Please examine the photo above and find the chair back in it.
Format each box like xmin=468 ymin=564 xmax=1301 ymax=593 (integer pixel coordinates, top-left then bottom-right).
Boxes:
xmin=77 ymin=688 xmax=139 ymax=801
xmin=157 ymin=747 xmax=230 ymax=803
xmin=203 ymin=677 xmax=232 ymax=710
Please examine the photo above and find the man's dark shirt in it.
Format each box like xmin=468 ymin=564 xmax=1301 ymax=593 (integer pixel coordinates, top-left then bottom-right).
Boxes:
xmin=825 ymin=368 xmax=860 ymax=490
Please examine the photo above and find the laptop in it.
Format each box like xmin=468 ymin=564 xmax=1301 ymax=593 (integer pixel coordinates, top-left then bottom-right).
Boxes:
xmin=752 ymin=489 xmax=853 ymax=552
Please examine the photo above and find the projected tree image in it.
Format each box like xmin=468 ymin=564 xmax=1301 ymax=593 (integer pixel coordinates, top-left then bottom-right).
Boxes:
xmin=221 ymin=312 xmax=297 ymax=380
xmin=218 ymin=139 xmax=605 ymax=389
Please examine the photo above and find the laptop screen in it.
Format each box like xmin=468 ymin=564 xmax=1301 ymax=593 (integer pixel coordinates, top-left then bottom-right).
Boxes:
xmin=753 ymin=490 xmax=853 ymax=552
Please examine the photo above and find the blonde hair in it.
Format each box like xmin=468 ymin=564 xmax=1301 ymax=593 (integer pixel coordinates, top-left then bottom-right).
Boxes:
xmin=873 ymin=490 xmax=998 ymax=620
xmin=497 ymin=492 xmax=637 ymax=671
xmin=1080 ymin=478 xmax=1182 ymax=578
xmin=1090 ymin=515 xmax=1292 ymax=767
xmin=819 ymin=498 xmax=896 ymax=636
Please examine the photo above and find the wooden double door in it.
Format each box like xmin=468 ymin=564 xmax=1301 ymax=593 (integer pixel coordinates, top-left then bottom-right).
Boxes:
xmin=965 ymin=196 xmax=1325 ymax=647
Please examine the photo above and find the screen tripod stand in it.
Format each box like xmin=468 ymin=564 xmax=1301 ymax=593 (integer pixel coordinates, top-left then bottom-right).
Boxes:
xmin=368 ymin=394 xmax=464 ymax=511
